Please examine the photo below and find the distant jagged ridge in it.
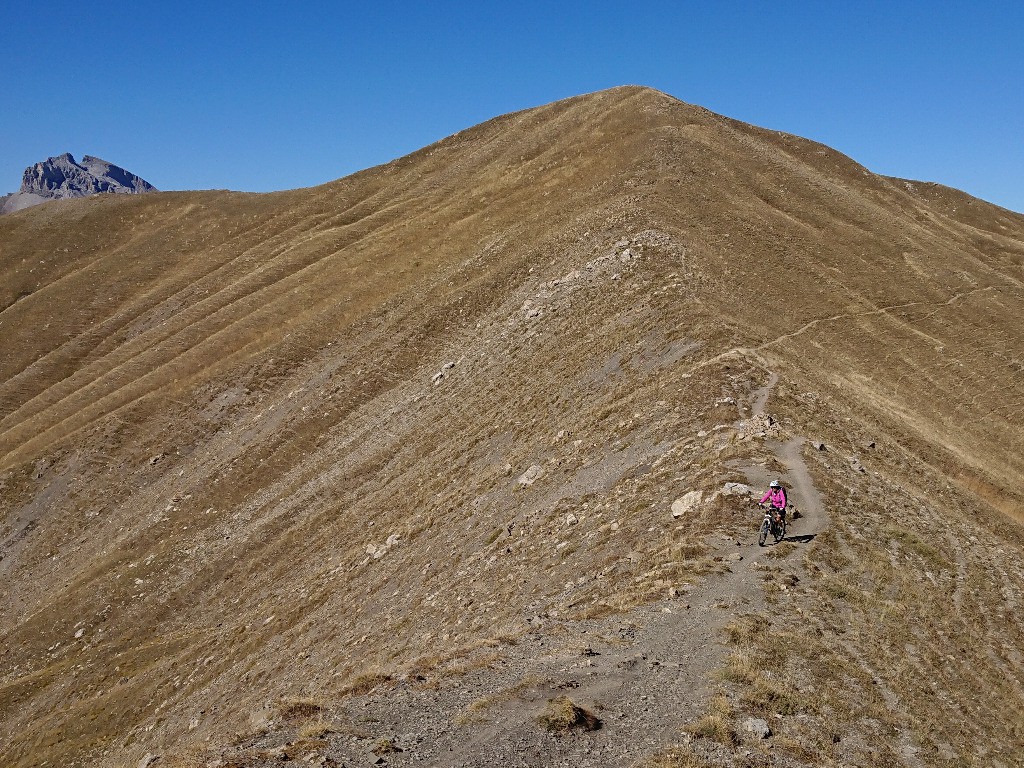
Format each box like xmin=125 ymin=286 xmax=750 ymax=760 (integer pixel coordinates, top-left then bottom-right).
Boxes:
xmin=0 ymin=153 xmax=157 ymax=214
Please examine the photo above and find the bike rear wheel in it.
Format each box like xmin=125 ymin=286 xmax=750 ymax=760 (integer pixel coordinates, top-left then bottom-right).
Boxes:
xmin=758 ymin=518 xmax=769 ymax=546
xmin=774 ymin=517 xmax=786 ymax=543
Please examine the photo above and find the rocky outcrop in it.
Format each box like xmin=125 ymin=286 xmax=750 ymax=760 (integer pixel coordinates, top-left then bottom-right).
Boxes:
xmin=1 ymin=153 xmax=156 ymax=214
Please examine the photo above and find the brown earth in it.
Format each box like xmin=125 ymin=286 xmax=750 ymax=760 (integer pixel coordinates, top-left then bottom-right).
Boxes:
xmin=1 ymin=86 xmax=1022 ymax=767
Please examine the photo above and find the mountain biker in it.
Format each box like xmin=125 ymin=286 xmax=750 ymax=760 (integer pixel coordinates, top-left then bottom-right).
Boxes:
xmin=759 ymin=480 xmax=788 ymax=524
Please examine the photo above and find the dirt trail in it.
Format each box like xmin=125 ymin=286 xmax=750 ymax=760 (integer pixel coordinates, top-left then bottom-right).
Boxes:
xmin=213 ymin=366 xmax=832 ymax=767
xmin=777 ymin=436 xmax=828 ymax=538
xmin=741 ymin=361 xmax=829 ymax=540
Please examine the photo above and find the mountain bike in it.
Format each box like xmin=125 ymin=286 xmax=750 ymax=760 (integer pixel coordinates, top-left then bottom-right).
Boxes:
xmin=758 ymin=503 xmax=786 ymax=546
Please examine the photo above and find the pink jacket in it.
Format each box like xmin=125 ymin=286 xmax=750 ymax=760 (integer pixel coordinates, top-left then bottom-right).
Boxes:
xmin=760 ymin=487 xmax=787 ymax=510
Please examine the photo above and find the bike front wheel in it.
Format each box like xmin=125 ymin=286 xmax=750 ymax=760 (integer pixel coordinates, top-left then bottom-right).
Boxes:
xmin=758 ymin=518 xmax=769 ymax=546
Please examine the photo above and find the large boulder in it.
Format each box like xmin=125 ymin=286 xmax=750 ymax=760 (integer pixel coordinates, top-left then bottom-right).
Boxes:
xmin=671 ymin=490 xmax=703 ymax=518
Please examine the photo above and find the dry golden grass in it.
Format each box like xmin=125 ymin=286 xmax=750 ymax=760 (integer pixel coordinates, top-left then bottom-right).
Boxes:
xmin=685 ymin=712 xmax=737 ymax=746
xmin=295 ymin=714 xmax=358 ymax=740
xmin=741 ymin=674 xmax=809 ymax=717
xmin=637 ymin=746 xmax=715 ymax=768
xmin=764 ymin=541 xmax=796 ymax=559
xmin=275 ymin=697 xmax=323 ymax=720
xmin=722 ymin=615 xmax=770 ymax=645
xmin=536 ymin=695 xmax=602 ymax=733
xmin=679 ymin=696 xmax=737 ymax=749
xmin=718 ymin=651 xmax=758 ymax=685
xmin=337 ymin=672 xmax=393 ymax=697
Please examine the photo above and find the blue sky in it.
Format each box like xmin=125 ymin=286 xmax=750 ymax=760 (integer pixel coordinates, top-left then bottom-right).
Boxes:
xmin=2 ymin=1 xmax=1022 ymax=212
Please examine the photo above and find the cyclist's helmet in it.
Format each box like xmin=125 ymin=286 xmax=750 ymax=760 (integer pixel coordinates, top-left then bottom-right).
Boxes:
xmin=770 ymin=480 xmax=781 ymax=488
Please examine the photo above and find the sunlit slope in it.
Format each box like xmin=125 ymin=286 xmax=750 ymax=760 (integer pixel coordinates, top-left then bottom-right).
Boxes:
xmin=1 ymin=86 xmax=1022 ymax=767
xmin=2 ymin=88 xmax=1021 ymax=507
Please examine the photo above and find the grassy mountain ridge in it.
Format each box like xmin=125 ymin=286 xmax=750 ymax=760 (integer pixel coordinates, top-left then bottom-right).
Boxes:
xmin=1 ymin=86 xmax=1022 ymax=767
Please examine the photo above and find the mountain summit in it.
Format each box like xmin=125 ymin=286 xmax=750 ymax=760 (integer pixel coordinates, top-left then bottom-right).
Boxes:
xmin=1 ymin=87 xmax=1023 ymax=767
xmin=0 ymin=152 xmax=156 ymax=214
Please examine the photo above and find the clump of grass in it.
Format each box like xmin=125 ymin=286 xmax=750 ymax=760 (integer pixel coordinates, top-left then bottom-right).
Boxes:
xmin=743 ymin=674 xmax=809 ymax=716
xmin=276 ymin=697 xmax=322 ymax=720
xmin=296 ymin=715 xmax=353 ymax=739
xmin=579 ymin=601 xmax=618 ymax=620
xmin=536 ymin=695 xmax=602 ymax=733
xmin=339 ymin=671 xmax=393 ymax=696
xmin=723 ymin=614 xmax=770 ymax=645
xmin=671 ymin=542 xmax=710 ymax=560
xmin=446 ymin=651 xmax=501 ymax=676
xmin=718 ymin=651 xmax=758 ymax=684
xmin=766 ymin=541 xmax=796 ymax=559
xmin=684 ymin=693 xmax=738 ymax=746
xmin=819 ymin=575 xmax=852 ymax=600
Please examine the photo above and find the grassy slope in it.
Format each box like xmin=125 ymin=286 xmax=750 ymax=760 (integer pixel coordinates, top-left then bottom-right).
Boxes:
xmin=0 ymin=86 xmax=1022 ymax=767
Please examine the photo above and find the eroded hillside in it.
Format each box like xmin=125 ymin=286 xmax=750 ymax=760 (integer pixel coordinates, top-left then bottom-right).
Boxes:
xmin=1 ymin=86 xmax=1022 ymax=768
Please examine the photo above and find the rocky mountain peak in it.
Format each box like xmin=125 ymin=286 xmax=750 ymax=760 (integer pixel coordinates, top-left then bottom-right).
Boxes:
xmin=2 ymin=152 xmax=156 ymax=214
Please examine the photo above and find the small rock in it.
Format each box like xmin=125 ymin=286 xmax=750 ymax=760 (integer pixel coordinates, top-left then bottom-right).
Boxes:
xmin=812 ymin=441 xmax=827 ymax=451
xmin=566 ymin=513 xmax=579 ymax=526
xmin=721 ymin=482 xmax=752 ymax=496
xmin=385 ymin=534 xmax=400 ymax=548
xmin=743 ymin=717 xmax=772 ymax=739
xmin=138 ymin=755 xmax=161 ymax=768
xmin=671 ymin=490 xmax=703 ymax=518
xmin=725 ymin=553 xmax=743 ymax=562
xmin=431 ymin=371 xmax=444 ymax=385
xmin=74 ymin=628 xmax=85 ymax=639
xmin=518 ymin=465 xmax=544 ymax=486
